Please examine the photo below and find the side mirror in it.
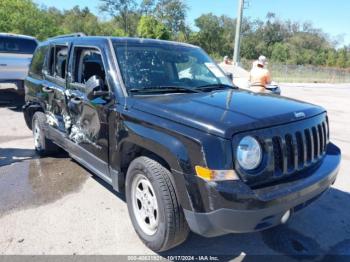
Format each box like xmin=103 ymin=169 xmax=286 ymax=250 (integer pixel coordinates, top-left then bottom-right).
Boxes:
xmin=86 ymin=75 xmax=105 ymax=100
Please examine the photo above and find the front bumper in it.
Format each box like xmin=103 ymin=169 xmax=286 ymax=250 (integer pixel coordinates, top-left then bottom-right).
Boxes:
xmin=183 ymin=143 xmax=341 ymax=237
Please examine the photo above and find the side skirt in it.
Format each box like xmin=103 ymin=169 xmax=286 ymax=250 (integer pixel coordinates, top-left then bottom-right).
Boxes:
xmin=46 ymin=125 xmax=118 ymax=187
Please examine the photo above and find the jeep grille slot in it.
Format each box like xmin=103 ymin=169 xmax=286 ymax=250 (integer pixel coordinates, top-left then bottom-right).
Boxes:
xmin=295 ymin=132 xmax=304 ymax=169
xmin=285 ymin=134 xmax=294 ymax=172
xmin=272 ymin=137 xmax=283 ymax=175
xmin=271 ymin=119 xmax=328 ymax=177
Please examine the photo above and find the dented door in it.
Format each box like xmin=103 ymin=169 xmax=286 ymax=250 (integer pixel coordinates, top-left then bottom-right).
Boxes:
xmin=65 ymin=45 xmax=111 ymax=174
xmin=66 ymin=87 xmax=110 ymax=165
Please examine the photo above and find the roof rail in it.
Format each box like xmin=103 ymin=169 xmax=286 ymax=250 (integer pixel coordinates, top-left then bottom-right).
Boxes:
xmin=49 ymin=32 xmax=86 ymax=40
xmin=0 ymin=32 xmax=37 ymax=39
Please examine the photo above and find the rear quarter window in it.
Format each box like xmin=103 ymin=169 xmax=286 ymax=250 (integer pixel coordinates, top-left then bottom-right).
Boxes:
xmin=29 ymin=45 xmax=49 ymax=78
xmin=0 ymin=36 xmax=38 ymax=54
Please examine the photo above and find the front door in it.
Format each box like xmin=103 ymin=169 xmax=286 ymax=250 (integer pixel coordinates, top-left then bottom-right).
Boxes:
xmin=66 ymin=45 xmax=112 ymax=178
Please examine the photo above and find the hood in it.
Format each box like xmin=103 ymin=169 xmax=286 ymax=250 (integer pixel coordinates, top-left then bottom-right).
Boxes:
xmin=130 ymin=89 xmax=325 ymax=138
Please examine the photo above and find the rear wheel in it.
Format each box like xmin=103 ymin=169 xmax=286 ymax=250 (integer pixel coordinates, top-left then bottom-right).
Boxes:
xmin=126 ymin=156 xmax=189 ymax=252
xmin=32 ymin=112 xmax=60 ymax=156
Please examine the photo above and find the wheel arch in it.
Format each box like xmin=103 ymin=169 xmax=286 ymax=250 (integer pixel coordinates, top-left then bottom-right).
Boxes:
xmin=23 ymin=102 xmax=44 ymax=130
xmin=110 ymin=123 xmax=196 ymax=210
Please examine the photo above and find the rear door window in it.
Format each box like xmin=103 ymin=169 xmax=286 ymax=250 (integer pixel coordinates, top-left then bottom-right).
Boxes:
xmin=0 ymin=36 xmax=37 ymax=54
xmin=29 ymin=45 xmax=49 ymax=78
xmin=47 ymin=45 xmax=69 ymax=79
xmin=54 ymin=46 xmax=68 ymax=79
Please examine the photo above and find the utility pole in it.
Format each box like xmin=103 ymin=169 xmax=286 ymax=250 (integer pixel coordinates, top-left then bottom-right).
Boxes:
xmin=233 ymin=0 xmax=244 ymax=66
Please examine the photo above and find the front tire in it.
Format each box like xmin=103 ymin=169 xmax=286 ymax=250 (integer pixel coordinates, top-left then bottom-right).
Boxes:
xmin=32 ymin=112 xmax=60 ymax=156
xmin=125 ymin=156 xmax=189 ymax=252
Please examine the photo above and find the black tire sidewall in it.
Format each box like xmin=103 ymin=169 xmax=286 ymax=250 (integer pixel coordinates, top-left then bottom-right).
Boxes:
xmin=125 ymin=159 xmax=168 ymax=251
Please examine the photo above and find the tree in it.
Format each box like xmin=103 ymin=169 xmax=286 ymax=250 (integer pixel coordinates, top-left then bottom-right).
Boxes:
xmin=271 ymin=43 xmax=290 ymax=63
xmin=113 ymin=11 xmax=141 ymax=36
xmin=336 ymin=47 xmax=348 ymax=68
xmin=240 ymin=35 xmax=259 ymax=60
xmin=220 ymin=15 xmax=236 ymax=56
xmin=99 ymin=0 xmax=137 ymax=35
xmin=140 ymin=0 xmax=156 ymax=15
xmin=192 ymin=13 xmax=226 ymax=57
xmin=260 ymin=13 xmax=288 ymax=46
xmin=0 ymin=0 xmax=60 ymax=40
xmin=61 ymin=6 xmax=101 ymax=35
xmin=155 ymin=0 xmax=187 ymax=36
xmin=137 ymin=16 xmax=170 ymax=40
xmin=1 ymin=0 xmax=349 ymax=69
xmin=98 ymin=21 xmax=127 ymax=36
xmin=326 ymin=49 xmax=338 ymax=67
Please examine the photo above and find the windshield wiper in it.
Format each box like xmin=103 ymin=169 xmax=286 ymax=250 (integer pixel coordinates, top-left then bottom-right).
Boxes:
xmin=195 ymin=84 xmax=238 ymax=91
xmin=129 ymin=86 xmax=201 ymax=94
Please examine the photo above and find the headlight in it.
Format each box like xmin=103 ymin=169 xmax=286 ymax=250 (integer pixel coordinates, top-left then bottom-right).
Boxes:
xmin=236 ymin=136 xmax=262 ymax=170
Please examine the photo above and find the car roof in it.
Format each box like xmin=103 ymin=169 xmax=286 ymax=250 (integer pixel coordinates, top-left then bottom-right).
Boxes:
xmin=43 ymin=35 xmax=198 ymax=49
xmin=0 ymin=33 xmax=38 ymax=41
xmin=110 ymin=37 xmax=198 ymax=48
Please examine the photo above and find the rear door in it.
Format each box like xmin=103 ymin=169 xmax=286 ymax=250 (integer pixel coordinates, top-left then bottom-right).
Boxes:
xmin=25 ymin=44 xmax=50 ymax=108
xmin=66 ymin=44 xmax=112 ymax=178
xmin=42 ymin=43 xmax=70 ymax=133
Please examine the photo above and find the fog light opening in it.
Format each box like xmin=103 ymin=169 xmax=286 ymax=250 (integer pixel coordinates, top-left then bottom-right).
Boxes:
xmin=281 ymin=210 xmax=291 ymax=224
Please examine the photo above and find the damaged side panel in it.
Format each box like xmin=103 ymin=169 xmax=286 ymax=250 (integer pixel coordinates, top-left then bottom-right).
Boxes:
xmin=67 ymin=99 xmax=101 ymax=147
xmin=65 ymin=88 xmax=110 ymax=167
xmin=42 ymin=77 xmax=69 ymax=134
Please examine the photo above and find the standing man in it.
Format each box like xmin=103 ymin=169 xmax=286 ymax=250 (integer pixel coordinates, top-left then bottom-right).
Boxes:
xmin=249 ymin=55 xmax=271 ymax=93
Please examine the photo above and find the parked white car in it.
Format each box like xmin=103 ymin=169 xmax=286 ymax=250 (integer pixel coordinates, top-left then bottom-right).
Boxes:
xmin=0 ymin=33 xmax=38 ymax=96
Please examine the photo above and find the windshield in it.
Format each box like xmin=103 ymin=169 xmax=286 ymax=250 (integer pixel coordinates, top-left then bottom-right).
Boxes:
xmin=113 ymin=40 xmax=233 ymax=94
xmin=0 ymin=36 xmax=37 ymax=54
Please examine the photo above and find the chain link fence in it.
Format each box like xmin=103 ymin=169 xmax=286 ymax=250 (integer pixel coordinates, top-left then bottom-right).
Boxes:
xmin=240 ymin=60 xmax=350 ymax=83
xmin=270 ymin=64 xmax=350 ymax=83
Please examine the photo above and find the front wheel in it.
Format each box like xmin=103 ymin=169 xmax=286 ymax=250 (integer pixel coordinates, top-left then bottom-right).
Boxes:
xmin=125 ymin=156 xmax=189 ymax=252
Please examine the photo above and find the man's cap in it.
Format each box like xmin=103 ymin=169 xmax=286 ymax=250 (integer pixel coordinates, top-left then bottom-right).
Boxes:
xmin=257 ymin=55 xmax=268 ymax=66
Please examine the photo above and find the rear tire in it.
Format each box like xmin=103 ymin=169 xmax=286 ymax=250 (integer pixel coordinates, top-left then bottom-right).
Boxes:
xmin=32 ymin=112 xmax=60 ymax=156
xmin=125 ymin=156 xmax=189 ymax=252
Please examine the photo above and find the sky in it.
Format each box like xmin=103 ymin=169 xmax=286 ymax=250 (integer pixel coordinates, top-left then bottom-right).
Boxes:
xmin=35 ymin=0 xmax=350 ymax=45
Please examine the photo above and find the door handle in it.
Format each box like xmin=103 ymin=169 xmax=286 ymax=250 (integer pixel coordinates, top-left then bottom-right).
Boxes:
xmin=70 ymin=97 xmax=82 ymax=105
xmin=42 ymin=86 xmax=54 ymax=93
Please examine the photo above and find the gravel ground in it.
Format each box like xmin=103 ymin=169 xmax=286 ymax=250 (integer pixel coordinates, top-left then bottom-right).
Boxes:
xmin=0 ymin=84 xmax=349 ymax=260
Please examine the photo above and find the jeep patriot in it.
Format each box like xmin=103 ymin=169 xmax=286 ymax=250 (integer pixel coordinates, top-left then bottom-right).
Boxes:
xmin=23 ymin=35 xmax=341 ymax=251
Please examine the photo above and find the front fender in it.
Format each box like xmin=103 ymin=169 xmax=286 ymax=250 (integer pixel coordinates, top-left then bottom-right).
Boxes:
xmin=110 ymin=114 xmax=207 ymax=211
xmin=119 ymin=121 xmax=192 ymax=173
xmin=110 ymin=108 xmax=234 ymax=212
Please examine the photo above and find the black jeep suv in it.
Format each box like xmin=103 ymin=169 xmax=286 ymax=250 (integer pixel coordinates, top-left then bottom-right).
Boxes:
xmin=23 ymin=35 xmax=341 ymax=252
